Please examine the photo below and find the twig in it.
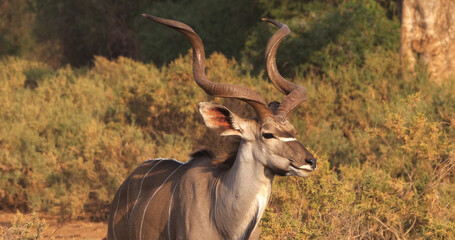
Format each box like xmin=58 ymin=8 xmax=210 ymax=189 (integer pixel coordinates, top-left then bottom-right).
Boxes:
xmin=49 ymin=217 xmax=70 ymax=239
xmin=371 ymin=215 xmax=402 ymax=240
xmin=403 ymin=216 xmax=417 ymax=237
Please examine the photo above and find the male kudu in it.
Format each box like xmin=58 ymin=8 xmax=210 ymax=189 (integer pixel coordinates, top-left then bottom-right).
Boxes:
xmin=107 ymin=15 xmax=317 ymax=240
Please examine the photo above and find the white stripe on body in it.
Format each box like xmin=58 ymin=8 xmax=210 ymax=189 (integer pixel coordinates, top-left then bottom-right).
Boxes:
xmin=111 ymin=181 xmax=126 ymax=240
xmin=129 ymin=160 xmax=164 ymax=219
xmin=126 ymin=175 xmax=131 ymax=223
xmin=112 ymin=159 xmax=157 ymax=240
xmin=168 ymin=179 xmax=181 ymax=240
xmin=139 ymin=164 xmax=184 ymax=240
xmin=126 ymin=159 xmax=159 ymax=222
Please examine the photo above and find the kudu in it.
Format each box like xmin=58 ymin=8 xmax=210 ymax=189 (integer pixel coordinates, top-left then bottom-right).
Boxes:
xmin=107 ymin=15 xmax=317 ymax=240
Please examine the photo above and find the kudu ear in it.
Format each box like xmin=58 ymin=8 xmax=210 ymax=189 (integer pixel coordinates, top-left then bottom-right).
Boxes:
xmin=198 ymin=102 xmax=244 ymax=136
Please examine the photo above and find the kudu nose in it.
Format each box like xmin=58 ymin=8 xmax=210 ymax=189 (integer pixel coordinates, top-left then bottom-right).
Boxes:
xmin=305 ymin=158 xmax=317 ymax=170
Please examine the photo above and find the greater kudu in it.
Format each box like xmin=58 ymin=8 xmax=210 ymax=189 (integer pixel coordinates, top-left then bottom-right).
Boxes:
xmin=107 ymin=15 xmax=317 ymax=240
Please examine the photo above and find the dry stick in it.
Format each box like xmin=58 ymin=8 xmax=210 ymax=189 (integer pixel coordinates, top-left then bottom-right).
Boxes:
xmin=49 ymin=224 xmax=64 ymax=239
xmin=372 ymin=231 xmax=386 ymax=240
xmin=433 ymin=163 xmax=455 ymax=186
xmin=400 ymin=156 xmax=418 ymax=197
xmin=403 ymin=216 xmax=417 ymax=237
xmin=401 ymin=156 xmax=413 ymax=182
xmin=359 ymin=228 xmax=375 ymax=239
xmin=49 ymin=216 xmax=71 ymax=239
xmin=422 ymin=160 xmax=455 ymax=196
xmin=371 ymin=215 xmax=402 ymax=240
xmin=430 ymin=157 xmax=449 ymax=182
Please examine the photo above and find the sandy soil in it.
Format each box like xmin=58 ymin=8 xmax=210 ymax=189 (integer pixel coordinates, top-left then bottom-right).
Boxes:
xmin=0 ymin=211 xmax=107 ymax=239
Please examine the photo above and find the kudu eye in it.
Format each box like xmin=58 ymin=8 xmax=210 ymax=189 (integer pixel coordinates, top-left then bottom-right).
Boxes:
xmin=262 ymin=133 xmax=275 ymax=139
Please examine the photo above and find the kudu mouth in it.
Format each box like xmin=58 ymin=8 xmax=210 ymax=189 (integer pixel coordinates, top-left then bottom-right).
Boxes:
xmin=290 ymin=162 xmax=316 ymax=171
xmin=291 ymin=163 xmax=316 ymax=171
xmin=282 ymin=140 xmax=316 ymax=174
xmin=289 ymin=158 xmax=317 ymax=175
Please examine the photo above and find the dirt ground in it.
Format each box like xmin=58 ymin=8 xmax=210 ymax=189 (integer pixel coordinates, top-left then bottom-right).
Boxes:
xmin=0 ymin=211 xmax=107 ymax=239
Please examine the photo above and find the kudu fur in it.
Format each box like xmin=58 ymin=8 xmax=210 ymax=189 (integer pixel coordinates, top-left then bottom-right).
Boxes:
xmin=107 ymin=15 xmax=317 ymax=240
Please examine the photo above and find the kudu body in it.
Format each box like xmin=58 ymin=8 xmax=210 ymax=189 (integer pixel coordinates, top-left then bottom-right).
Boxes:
xmin=107 ymin=15 xmax=317 ymax=240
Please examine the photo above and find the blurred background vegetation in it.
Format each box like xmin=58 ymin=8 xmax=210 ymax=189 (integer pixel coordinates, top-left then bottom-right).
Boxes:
xmin=1 ymin=0 xmax=454 ymax=239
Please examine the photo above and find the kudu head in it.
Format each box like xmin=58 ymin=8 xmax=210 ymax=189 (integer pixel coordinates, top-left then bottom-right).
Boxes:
xmin=143 ymin=15 xmax=317 ymax=177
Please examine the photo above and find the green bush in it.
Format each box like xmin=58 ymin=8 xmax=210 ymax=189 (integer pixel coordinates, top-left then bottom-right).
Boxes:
xmin=27 ymin=0 xmax=262 ymax=67
xmin=137 ymin=0 xmax=262 ymax=66
xmin=242 ymin=0 xmax=400 ymax=75
xmin=2 ymin=0 xmax=400 ymax=71
xmin=0 ymin=0 xmax=36 ymax=57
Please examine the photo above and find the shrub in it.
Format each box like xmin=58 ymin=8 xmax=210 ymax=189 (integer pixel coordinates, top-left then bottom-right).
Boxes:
xmin=1 ymin=50 xmax=454 ymax=238
xmin=0 ymin=57 xmax=155 ymax=217
xmin=0 ymin=212 xmax=48 ymax=240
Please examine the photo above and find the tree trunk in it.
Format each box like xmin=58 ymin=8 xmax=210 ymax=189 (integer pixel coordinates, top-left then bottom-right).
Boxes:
xmin=400 ymin=0 xmax=455 ymax=83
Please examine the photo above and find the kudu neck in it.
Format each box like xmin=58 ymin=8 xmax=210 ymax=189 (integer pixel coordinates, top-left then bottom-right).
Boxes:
xmin=214 ymin=140 xmax=274 ymax=239
xmin=228 ymin=140 xmax=275 ymax=184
